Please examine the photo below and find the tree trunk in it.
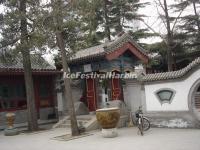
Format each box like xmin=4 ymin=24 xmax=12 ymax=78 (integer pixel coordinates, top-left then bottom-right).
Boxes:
xmin=52 ymin=0 xmax=80 ymax=136
xmin=163 ymin=0 xmax=175 ymax=71
xmin=104 ymin=0 xmax=111 ymax=41
xmin=56 ymin=31 xmax=80 ymax=136
xmin=19 ymin=0 xmax=38 ymax=131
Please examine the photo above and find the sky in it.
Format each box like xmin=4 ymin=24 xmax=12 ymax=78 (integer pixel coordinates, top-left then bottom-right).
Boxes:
xmin=139 ymin=0 xmax=199 ymax=43
xmin=139 ymin=0 xmax=163 ymax=43
xmin=0 ymin=0 xmax=199 ymax=65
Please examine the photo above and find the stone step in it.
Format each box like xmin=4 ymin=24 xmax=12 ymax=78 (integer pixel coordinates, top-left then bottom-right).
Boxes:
xmin=57 ymin=120 xmax=90 ymax=128
xmin=53 ymin=115 xmax=95 ymax=129
xmin=67 ymin=115 xmax=93 ymax=121
xmin=68 ymin=120 xmax=88 ymax=126
xmin=59 ymin=123 xmax=71 ymax=128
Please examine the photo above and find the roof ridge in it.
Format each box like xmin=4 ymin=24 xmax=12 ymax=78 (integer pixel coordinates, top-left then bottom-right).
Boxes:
xmin=140 ymin=57 xmax=200 ymax=82
xmin=69 ymin=32 xmax=148 ymax=62
xmin=104 ymin=32 xmax=148 ymax=56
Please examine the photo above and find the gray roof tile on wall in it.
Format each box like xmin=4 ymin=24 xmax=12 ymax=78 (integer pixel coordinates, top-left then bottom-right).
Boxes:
xmin=140 ymin=57 xmax=200 ymax=82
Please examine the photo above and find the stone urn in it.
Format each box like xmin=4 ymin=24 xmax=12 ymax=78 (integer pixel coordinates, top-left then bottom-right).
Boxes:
xmin=6 ymin=113 xmax=15 ymax=128
xmin=96 ymin=107 xmax=120 ymax=138
xmin=4 ymin=113 xmax=19 ymax=136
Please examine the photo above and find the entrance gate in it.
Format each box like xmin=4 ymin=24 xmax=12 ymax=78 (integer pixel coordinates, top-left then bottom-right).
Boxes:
xmin=86 ymin=78 xmax=97 ymax=111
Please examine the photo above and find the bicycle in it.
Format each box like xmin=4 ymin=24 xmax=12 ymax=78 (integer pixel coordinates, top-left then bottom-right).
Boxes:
xmin=131 ymin=106 xmax=150 ymax=136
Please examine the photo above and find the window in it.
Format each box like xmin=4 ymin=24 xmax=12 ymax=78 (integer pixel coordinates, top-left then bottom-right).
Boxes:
xmin=39 ymin=81 xmax=52 ymax=107
xmin=0 ymin=84 xmax=26 ymax=110
xmin=197 ymin=85 xmax=200 ymax=92
xmin=39 ymin=82 xmax=49 ymax=98
xmin=15 ymin=84 xmax=26 ymax=98
xmin=155 ymin=89 xmax=176 ymax=105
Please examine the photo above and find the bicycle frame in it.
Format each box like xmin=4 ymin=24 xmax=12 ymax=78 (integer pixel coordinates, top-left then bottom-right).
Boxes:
xmin=131 ymin=106 xmax=150 ymax=136
xmin=137 ymin=114 xmax=144 ymax=135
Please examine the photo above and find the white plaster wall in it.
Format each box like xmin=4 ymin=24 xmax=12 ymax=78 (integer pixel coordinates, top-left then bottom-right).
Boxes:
xmin=123 ymin=80 xmax=142 ymax=112
xmin=71 ymin=87 xmax=82 ymax=102
xmin=145 ymin=69 xmax=200 ymax=111
xmin=64 ymin=87 xmax=82 ymax=113
xmin=57 ymin=92 xmax=63 ymax=112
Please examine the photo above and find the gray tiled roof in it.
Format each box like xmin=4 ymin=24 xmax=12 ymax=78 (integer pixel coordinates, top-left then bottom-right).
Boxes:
xmin=0 ymin=54 xmax=56 ymax=71
xmin=69 ymin=43 xmax=106 ymax=61
xmin=104 ymin=33 xmax=147 ymax=56
xmin=69 ymin=33 xmax=148 ymax=62
xmin=140 ymin=57 xmax=200 ymax=82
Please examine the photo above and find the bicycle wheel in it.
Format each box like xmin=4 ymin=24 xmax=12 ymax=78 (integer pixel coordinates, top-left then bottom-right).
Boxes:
xmin=143 ymin=117 xmax=150 ymax=131
xmin=137 ymin=118 xmax=143 ymax=136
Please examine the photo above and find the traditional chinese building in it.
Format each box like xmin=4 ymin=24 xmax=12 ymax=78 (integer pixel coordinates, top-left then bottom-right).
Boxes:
xmin=66 ymin=33 xmax=149 ymax=112
xmin=56 ymin=33 xmax=200 ymax=129
xmin=0 ymin=54 xmax=60 ymax=129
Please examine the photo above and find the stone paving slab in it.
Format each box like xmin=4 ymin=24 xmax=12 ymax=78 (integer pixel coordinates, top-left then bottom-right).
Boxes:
xmin=52 ymin=132 xmax=93 ymax=141
xmin=0 ymin=127 xmax=200 ymax=150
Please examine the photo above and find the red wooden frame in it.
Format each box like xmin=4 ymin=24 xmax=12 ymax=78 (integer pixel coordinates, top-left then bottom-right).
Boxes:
xmin=106 ymin=42 xmax=149 ymax=64
xmin=111 ymin=71 xmax=124 ymax=101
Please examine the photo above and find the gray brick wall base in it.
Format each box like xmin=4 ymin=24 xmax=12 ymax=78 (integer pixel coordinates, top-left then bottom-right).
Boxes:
xmin=145 ymin=111 xmax=200 ymax=128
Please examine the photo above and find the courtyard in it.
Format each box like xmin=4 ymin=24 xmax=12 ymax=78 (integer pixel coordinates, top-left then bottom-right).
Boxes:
xmin=0 ymin=127 xmax=200 ymax=150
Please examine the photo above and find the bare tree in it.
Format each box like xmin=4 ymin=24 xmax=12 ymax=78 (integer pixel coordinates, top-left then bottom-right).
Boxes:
xmin=192 ymin=0 xmax=200 ymax=34
xmin=142 ymin=0 xmax=187 ymax=71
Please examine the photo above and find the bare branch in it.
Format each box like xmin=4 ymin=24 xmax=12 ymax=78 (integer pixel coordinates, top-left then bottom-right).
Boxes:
xmin=0 ymin=38 xmax=20 ymax=49
xmin=140 ymin=19 xmax=166 ymax=43
xmin=154 ymin=0 xmax=165 ymax=12
xmin=171 ymin=4 xmax=187 ymax=32
xmin=155 ymin=1 xmax=167 ymax=29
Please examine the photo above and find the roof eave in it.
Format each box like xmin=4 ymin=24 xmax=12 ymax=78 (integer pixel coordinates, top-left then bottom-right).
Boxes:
xmin=0 ymin=68 xmax=62 ymax=75
xmin=68 ymin=53 xmax=105 ymax=64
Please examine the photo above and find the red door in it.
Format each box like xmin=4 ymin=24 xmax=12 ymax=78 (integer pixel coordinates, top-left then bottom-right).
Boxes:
xmin=86 ymin=78 xmax=97 ymax=111
xmin=111 ymin=78 xmax=123 ymax=100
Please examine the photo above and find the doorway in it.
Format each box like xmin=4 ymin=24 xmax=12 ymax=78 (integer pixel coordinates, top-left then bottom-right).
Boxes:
xmin=86 ymin=78 xmax=97 ymax=111
xmin=189 ymin=79 xmax=200 ymax=121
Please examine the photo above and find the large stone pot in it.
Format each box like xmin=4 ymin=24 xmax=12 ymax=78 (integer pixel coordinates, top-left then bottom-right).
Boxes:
xmin=96 ymin=107 xmax=120 ymax=138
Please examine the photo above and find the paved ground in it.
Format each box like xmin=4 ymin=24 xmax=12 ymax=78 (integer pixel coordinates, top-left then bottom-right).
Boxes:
xmin=0 ymin=127 xmax=200 ymax=150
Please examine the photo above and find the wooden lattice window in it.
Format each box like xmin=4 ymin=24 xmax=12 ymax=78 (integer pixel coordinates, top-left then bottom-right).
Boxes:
xmin=0 ymin=84 xmax=26 ymax=110
xmin=38 ymin=79 xmax=53 ymax=107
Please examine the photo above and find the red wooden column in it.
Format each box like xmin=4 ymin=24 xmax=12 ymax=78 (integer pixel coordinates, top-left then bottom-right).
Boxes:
xmin=86 ymin=77 xmax=97 ymax=111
